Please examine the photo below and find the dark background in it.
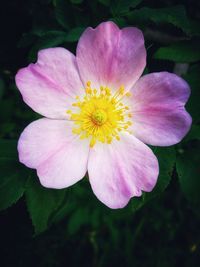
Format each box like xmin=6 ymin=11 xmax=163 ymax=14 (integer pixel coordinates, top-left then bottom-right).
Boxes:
xmin=0 ymin=0 xmax=200 ymax=266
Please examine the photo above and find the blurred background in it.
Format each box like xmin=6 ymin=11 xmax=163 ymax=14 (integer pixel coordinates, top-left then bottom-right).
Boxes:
xmin=0 ymin=0 xmax=200 ymax=266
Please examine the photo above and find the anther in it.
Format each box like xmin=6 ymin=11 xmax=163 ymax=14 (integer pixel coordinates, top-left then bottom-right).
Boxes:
xmin=86 ymin=81 xmax=91 ymax=87
xmin=125 ymin=92 xmax=131 ymax=97
xmin=119 ymin=85 xmax=125 ymax=95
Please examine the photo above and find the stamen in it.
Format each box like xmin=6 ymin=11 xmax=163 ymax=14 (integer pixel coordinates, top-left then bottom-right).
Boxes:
xmin=86 ymin=81 xmax=91 ymax=87
xmin=125 ymin=92 xmax=131 ymax=97
xmin=67 ymin=82 xmax=133 ymax=147
xmin=90 ymin=138 xmax=96 ymax=148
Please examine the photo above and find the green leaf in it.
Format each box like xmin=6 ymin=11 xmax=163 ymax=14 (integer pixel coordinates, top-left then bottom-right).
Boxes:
xmin=25 ymin=174 xmax=68 ymax=234
xmin=28 ymin=31 xmax=69 ymax=61
xmin=130 ymin=147 xmax=176 ymax=211
xmin=111 ymin=17 xmax=127 ymax=27
xmin=177 ymin=142 xmax=200 ymax=212
xmin=183 ymin=64 xmax=200 ymax=123
xmin=154 ymin=41 xmax=200 ymax=63
xmin=70 ymin=0 xmax=83 ymax=3
xmin=65 ymin=27 xmax=85 ymax=42
xmin=68 ymin=207 xmax=89 ymax=235
xmin=55 ymin=0 xmax=75 ymax=29
xmin=183 ymin=125 xmax=200 ymax=142
xmin=28 ymin=27 xmax=85 ymax=61
xmin=150 ymin=147 xmax=176 ymax=196
xmin=127 ymin=5 xmax=191 ymax=35
xmin=0 ymin=140 xmax=28 ymax=211
xmin=98 ymin=0 xmax=111 ymax=6
xmin=111 ymin=0 xmax=143 ymax=16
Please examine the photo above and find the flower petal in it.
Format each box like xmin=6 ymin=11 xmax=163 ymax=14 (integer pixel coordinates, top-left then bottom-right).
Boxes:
xmin=76 ymin=21 xmax=146 ymax=91
xmin=88 ymin=133 xmax=159 ymax=209
xmin=18 ymin=118 xmax=89 ymax=189
xmin=16 ymin=48 xmax=84 ymax=119
xmin=130 ymin=72 xmax=192 ymax=146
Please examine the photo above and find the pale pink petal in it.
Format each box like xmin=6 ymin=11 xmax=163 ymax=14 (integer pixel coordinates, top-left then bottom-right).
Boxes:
xmin=88 ymin=133 xmax=159 ymax=209
xmin=130 ymin=72 xmax=192 ymax=146
xmin=76 ymin=21 xmax=146 ymax=91
xmin=15 ymin=48 xmax=84 ymax=119
xmin=18 ymin=118 xmax=89 ymax=189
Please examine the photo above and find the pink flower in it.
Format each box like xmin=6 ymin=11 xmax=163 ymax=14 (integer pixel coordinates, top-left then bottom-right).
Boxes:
xmin=15 ymin=21 xmax=192 ymax=209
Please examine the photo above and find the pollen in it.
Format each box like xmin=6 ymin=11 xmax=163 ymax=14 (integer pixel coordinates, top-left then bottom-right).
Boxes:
xmin=67 ymin=82 xmax=132 ymax=147
xmin=91 ymin=109 xmax=108 ymax=126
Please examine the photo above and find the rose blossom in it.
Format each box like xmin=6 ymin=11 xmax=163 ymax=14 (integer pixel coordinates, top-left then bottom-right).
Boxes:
xmin=15 ymin=21 xmax=192 ymax=208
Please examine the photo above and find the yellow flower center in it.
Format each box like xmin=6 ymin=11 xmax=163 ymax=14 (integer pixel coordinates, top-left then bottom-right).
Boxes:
xmin=67 ymin=81 xmax=132 ymax=147
xmin=91 ymin=109 xmax=108 ymax=126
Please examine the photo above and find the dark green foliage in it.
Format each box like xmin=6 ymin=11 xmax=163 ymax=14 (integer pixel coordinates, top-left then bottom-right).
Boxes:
xmin=177 ymin=142 xmax=200 ymax=214
xmin=183 ymin=64 xmax=200 ymax=124
xmin=127 ymin=5 xmax=193 ymax=35
xmin=111 ymin=0 xmax=143 ymax=16
xmin=25 ymin=175 xmax=68 ymax=234
xmin=154 ymin=41 xmax=200 ymax=63
xmin=0 ymin=0 xmax=200 ymax=266
xmin=0 ymin=140 xmax=28 ymax=210
xmin=130 ymin=147 xmax=176 ymax=211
